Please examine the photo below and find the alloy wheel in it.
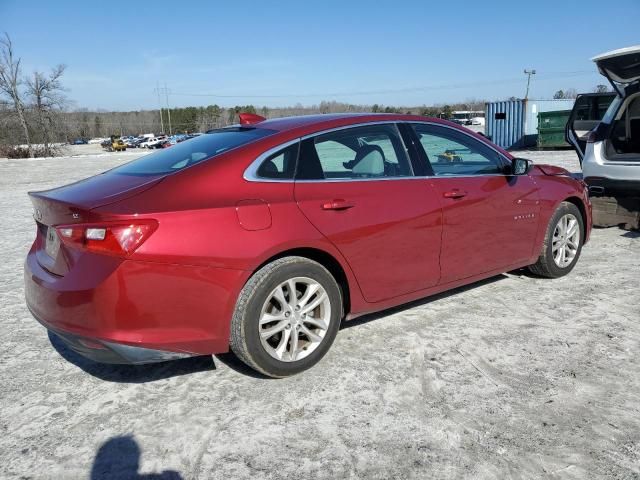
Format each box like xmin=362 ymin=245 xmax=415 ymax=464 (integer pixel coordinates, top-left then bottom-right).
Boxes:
xmin=552 ymin=213 xmax=580 ymax=268
xmin=258 ymin=277 xmax=331 ymax=362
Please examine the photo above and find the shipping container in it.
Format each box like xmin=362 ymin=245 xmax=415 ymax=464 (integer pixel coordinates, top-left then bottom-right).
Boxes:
xmin=485 ymin=99 xmax=575 ymax=149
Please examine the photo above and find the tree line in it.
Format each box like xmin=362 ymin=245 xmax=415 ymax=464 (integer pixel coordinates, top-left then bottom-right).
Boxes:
xmin=62 ymin=100 xmax=489 ymax=139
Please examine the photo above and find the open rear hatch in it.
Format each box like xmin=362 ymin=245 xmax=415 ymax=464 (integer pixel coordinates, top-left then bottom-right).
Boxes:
xmin=565 ymin=46 xmax=640 ymax=161
xmin=29 ymin=172 xmax=164 ymax=276
xmin=592 ymin=45 xmax=640 ymax=95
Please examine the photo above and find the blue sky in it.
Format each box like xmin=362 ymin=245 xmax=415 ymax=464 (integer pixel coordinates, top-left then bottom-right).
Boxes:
xmin=1 ymin=0 xmax=638 ymax=110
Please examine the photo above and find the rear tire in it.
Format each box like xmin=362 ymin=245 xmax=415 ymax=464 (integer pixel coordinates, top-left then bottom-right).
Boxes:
xmin=528 ymin=201 xmax=584 ymax=278
xmin=230 ymin=256 xmax=343 ymax=378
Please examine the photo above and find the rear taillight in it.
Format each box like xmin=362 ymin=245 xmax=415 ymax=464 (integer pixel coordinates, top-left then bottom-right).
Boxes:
xmin=56 ymin=220 xmax=158 ymax=257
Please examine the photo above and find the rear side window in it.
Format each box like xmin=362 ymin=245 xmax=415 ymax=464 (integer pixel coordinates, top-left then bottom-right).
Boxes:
xmin=297 ymin=124 xmax=412 ymax=180
xmin=256 ymin=142 xmax=299 ymax=179
xmin=411 ymin=123 xmax=507 ymax=176
xmin=112 ymin=127 xmax=275 ymax=176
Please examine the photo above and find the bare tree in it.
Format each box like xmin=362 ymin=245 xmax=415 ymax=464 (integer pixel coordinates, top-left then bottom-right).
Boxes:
xmin=0 ymin=33 xmax=31 ymax=156
xmin=563 ymin=88 xmax=578 ymax=99
xmin=26 ymin=64 xmax=67 ymax=156
xmin=553 ymin=88 xmax=578 ymax=100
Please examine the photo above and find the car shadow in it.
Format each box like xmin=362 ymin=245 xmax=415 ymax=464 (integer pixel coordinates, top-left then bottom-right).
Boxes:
xmin=342 ymin=274 xmax=508 ymax=329
xmin=621 ymin=229 xmax=640 ymax=238
xmin=213 ymin=352 xmax=272 ymax=380
xmin=90 ymin=435 xmax=182 ymax=479
xmin=48 ymin=331 xmax=216 ymax=383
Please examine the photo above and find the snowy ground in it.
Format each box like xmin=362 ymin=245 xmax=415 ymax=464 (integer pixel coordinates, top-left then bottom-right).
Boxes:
xmin=1 ymin=146 xmax=639 ymax=479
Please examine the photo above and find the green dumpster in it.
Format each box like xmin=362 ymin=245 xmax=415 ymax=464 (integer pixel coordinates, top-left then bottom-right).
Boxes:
xmin=537 ymin=110 xmax=571 ymax=148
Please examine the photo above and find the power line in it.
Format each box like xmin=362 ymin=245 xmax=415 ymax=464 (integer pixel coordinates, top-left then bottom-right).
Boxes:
xmin=168 ymin=70 xmax=597 ymax=99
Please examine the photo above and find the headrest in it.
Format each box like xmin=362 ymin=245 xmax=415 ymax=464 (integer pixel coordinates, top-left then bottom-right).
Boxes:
xmin=351 ymin=144 xmax=385 ymax=176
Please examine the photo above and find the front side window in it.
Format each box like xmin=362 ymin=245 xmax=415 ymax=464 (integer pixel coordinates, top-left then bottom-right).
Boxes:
xmin=297 ymin=124 xmax=412 ymax=180
xmin=112 ymin=127 xmax=275 ymax=176
xmin=411 ymin=123 xmax=507 ymax=176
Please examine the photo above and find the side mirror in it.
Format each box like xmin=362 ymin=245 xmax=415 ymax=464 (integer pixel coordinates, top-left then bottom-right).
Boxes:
xmin=511 ymin=157 xmax=532 ymax=175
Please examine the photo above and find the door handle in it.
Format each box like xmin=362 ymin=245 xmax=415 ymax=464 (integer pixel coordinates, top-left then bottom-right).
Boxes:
xmin=443 ymin=190 xmax=467 ymax=199
xmin=322 ymin=199 xmax=355 ymax=210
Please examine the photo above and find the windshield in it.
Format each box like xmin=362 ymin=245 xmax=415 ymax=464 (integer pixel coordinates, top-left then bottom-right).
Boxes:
xmin=112 ymin=127 xmax=276 ymax=176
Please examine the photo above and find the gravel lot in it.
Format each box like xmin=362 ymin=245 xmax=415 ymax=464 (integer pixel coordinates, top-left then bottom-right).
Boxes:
xmin=1 ymin=146 xmax=639 ymax=479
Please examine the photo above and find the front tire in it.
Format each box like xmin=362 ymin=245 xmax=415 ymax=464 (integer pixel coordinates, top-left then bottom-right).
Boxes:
xmin=528 ymin=201 xmax=584 ymax=278
xmin=230 ymin=257 xmax=343 ymax=378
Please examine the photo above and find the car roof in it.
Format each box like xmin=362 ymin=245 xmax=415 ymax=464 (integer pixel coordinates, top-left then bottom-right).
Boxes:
xmin=255 ymin=113 xmax=454 ymax=132
xmin=241 ymin=113 xmax=512 ymax=160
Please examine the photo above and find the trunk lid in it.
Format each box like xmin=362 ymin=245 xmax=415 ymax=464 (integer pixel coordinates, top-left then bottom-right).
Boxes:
xmin=28 ymin=172 xmax=164 ymax=276
xmin=30 ymin=172 xmax=165 ymax=212
xmin=592 ymin=45 xmax=640 ymax=94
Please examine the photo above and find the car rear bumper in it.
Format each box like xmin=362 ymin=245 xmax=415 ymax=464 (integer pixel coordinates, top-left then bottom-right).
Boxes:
xmin=24 ymin=246 xmax=247 ymax=363
xmin=585 ymin=176 xmax=640 ymax=197
xmin=38 ymin=317 xmax=196 ymax=364
xmin=582 ymin=142 xmax=640 ymax=192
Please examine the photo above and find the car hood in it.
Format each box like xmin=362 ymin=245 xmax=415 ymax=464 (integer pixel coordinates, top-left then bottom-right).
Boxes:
xmin=29 ymin=172 xmax=165 ymax=210
xmin=534 ymin=164 xmax=571 ymax=176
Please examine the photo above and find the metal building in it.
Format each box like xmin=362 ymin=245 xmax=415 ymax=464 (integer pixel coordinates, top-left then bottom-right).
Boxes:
xmin=485 ymin=99 xmax=575 ymax=149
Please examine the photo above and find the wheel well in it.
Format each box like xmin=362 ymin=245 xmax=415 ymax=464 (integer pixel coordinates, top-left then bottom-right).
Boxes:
xmin=255 ymin=248 xmax=351 ymax=317
xmin=564 ymin=196 xmax=588 ymax=228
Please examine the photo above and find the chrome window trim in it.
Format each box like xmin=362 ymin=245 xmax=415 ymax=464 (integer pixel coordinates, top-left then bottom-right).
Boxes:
xmin=243 ymin=138 xmax=301 ymax=183
xmin=243 ymin=120 xmax=515 ymax=183
xmin=298 ymin=120 xmax=403 ymax=141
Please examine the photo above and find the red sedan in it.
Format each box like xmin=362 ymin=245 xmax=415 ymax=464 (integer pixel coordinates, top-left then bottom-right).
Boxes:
xmin=25 ymin=114 xmax=591 ymax=377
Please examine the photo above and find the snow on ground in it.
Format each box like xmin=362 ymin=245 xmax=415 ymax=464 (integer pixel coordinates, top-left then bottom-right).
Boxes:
xmin=0 ymin=148 xmax=639 ymax=479
xmin=516 ymin=148 xmax=582 ymax=175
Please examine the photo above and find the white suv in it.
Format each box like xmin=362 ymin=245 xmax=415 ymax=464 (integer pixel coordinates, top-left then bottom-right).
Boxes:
xmin=140 ymin=136 xmax=166 ymax=149
xmin=567 ymin=46 xmax=640 ymax=198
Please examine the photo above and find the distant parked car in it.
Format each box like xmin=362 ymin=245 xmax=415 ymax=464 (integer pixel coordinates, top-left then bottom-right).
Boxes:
xmin=72 ymin=138 xmax=88 ymax=145
xmin=88 ymin=138 xmax=106 ymax=144
xmin=141 ymin=136 xmax=167 ymax=148
xmin=125 ymin=137 xmax=142 ymax=148
xmin=110 ymin=139 xmax=127 ymax=152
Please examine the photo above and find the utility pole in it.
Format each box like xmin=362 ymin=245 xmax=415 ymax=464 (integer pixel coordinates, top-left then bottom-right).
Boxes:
xmin=164 ymin=82 xmax=172 ymax=135
xmin=154 ymin=81 xmax=164 ymax=134
xmin=524 ymin=69 xmax=536 ymax=100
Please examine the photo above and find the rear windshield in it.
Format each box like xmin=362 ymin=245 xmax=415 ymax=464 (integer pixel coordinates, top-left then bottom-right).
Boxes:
xmin=112 ymin=127 xmax=276 ymax=176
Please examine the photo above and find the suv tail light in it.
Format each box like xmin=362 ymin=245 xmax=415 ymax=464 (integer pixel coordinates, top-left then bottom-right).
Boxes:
xmin=56 ymin=220 xmax=158 ymax=257
xmin=587 ymin=122 xmax=608 ymax=144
